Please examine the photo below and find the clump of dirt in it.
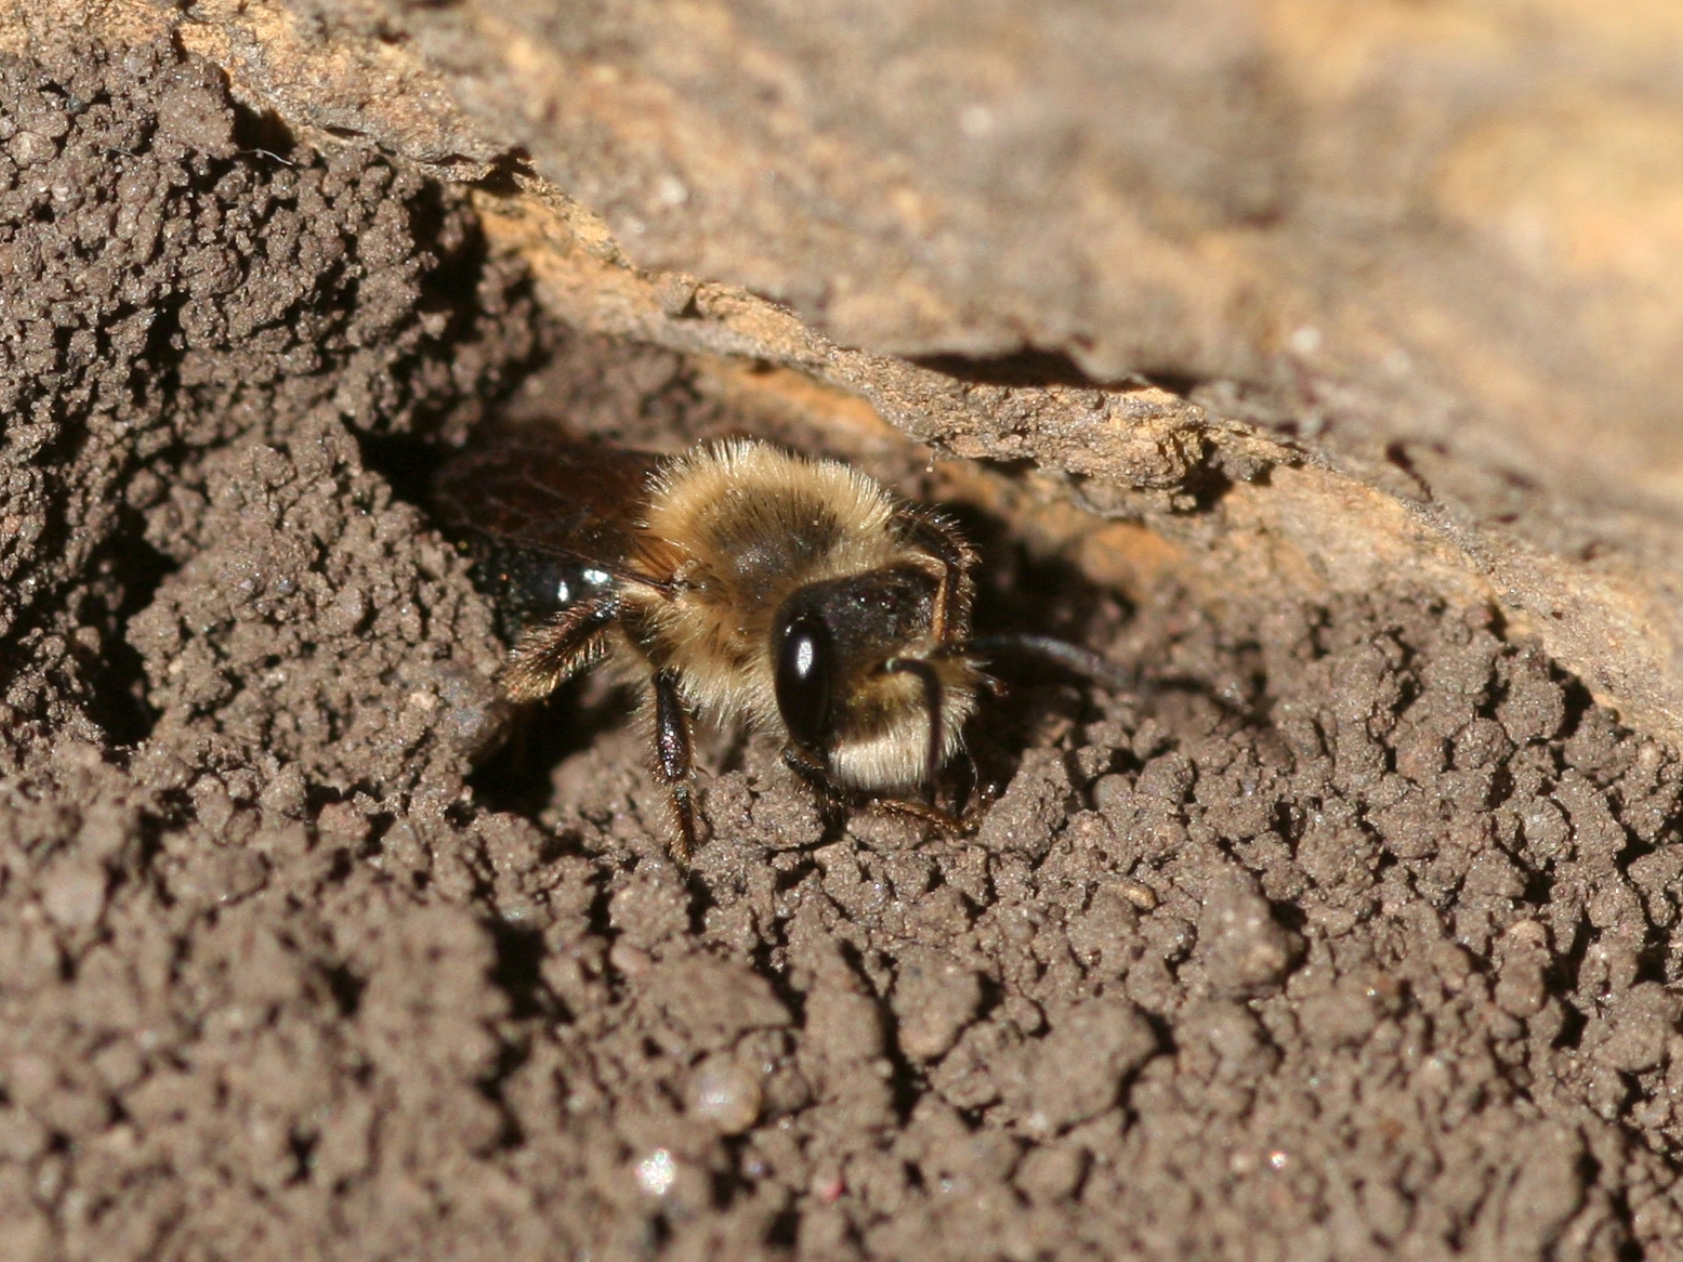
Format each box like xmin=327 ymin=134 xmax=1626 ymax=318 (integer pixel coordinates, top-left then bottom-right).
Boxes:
xmin=3 ymin=36 xmax=1683 ymax=1262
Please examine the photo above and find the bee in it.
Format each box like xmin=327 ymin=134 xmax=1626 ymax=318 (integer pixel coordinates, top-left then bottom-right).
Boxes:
xmin=432 ymin=426 xmax=989 ymax=865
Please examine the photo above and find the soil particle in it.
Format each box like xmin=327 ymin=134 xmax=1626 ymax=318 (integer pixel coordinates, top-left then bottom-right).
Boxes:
xmin=5 ymin=34 xmax=1683 ymax=1262
xmin=1009 ymin=998 xmax=1158 ymax=1137
xmin=891 ymin=949 xmax=983 ymax=1062
xmin=1194 ymin=864 xmax=1301 ymax=999
xmin=686 ymin=1052 xmax=766 ymax=1134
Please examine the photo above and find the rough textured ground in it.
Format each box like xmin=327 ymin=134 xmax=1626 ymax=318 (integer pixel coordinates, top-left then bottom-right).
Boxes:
xmin=3 ymin=40 xmax=1683 ymax=1262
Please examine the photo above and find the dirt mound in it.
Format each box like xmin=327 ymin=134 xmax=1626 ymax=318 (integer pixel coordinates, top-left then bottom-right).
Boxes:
xmin=1 ymin=41 xmax=1681 ymax=1262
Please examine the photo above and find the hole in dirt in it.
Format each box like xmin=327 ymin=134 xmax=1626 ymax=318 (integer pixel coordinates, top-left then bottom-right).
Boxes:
xmin=943 ymin=501 xmax=1140 ymax=784
xmin=365 ymin=411 xmax=1145 ymax=834
xmin=913 ymin=347 xmax=1106 ymax=389
xmin=356 ymin=428 xmax=452 ymax=509
xmin=478 ymin=1041 xmax=533 ymax=1153
xmin=321 ymin=963 xmax=366 ymax=1019
xmin=487 ymin=921 xmax=555 ymax=1021
xmin=475 ymin=150 xmax=540 ymax=197
xmin=358 ymin=427 xmax=605 ymax=816
xmin=410 ymin=186 xmax=525 ymax=380
xmin=957 ymin=503 xmax=1128 ymax=641
xmin=1177 ymin=461 xmax=1237 ymax=514
xmin=287 ymin=1129 xmax=319 ymax=1185
xmin=232 ymin=103 xmax=302 ymax=166
xmin=1556 ymin=677 xmax=1599 ymax=744
xmin=88 ymin=524 xmax=175 ymax=750
xmin=765 ymin=1208 xmax=801 ymax=1248
xmin=470 ymin=678 xmax=635 ymax=820
xmin=913 ymin=349 xmax=1207 ymax=399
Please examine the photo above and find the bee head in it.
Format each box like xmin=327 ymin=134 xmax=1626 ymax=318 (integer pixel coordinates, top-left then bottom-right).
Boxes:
xmin=771 ymin=565 xmax=978 ymax=790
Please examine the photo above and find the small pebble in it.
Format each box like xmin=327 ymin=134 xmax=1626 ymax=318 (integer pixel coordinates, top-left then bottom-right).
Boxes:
xmin=688 ymin=1055 xmax=764 ymax=1134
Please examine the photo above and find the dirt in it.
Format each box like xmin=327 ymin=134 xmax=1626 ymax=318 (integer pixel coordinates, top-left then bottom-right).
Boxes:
xmin=4 ymin=39 xmax=1683 ymax=1262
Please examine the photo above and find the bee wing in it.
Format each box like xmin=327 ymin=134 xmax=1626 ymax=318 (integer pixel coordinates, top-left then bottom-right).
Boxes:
xmin=432 ymin=427 xmax=665 ymax=574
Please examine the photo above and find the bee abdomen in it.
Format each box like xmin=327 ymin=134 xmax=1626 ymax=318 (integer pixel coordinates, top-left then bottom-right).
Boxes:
xmin=472 ymin=544 xmax=618 ymax=643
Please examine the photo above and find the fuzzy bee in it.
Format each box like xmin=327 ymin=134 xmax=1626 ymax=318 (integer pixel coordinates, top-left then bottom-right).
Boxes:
xmin=434 ymin=426 xmax=1114 ymax=865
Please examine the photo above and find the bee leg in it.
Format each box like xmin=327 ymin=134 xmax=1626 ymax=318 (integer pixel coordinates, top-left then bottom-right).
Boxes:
xmin=782 ymin=747 xmax=849 ymax=833
xmin=782 ymin=749 xmax=972 ymax=839
xmin=504 ymin=596 xmax=620 ymax=703
xmin=781 ymin=747 xmax=826 ymax=786
xmin=867 ymin=795 xmax=974 ymax=837
xmin=652 ymin=667 xmax=698 ymax=868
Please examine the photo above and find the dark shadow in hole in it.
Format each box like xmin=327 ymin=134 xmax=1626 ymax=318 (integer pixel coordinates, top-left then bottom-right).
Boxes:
xmin=320 ymin=961 xmax=366 ymax=1019
xmin=409 ymin=180 xmax=505 ymax=363
xmin=912 ymin=348 xmax=1209 ymax=400
xmin=469 ymin=675 xmax=643 ymax=820
xmin=287 ymin=1129 xmax=319 ymax=1186
xmin=356 ymin=426 xmax=636 ymax=821
xmin=358 ymin=428 xmax=452 ymax=510
xmin=89 ymin=520 xmax=174 ymax=750
xmin=1139 ymin=370 xmax=1205 ymax=400
xmin=474 ymin=149 xmax=540 ymax=197
xmin=131 ymin=298 xmax=185 ymax=413
xmin=232 ymin=103 xmax=303 ymax=166
xmin=477 ymin=1035 xmax=533 ymax=1154
xmin=912 ymin=347 xmax=1106 ymax=390
xmin=949 ymin=501 xmax=1131 ymax=647
xmin=929 ymin=500 xmax=1136 ymax=798
xmin=487 ymin=920 xmax=555 ymax=1021
xmin=1177 ymin=459 xmax=1236 ymax=515
xmin=763 ymin=1207 xmax=801 ymax=1248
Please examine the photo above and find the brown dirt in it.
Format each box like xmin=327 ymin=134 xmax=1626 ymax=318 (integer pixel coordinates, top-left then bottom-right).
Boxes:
xmin=3 ymin=39 xmax=1683 ymax=1262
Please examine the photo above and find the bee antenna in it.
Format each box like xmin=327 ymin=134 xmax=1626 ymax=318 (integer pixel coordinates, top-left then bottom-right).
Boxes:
xmin=959 ymin=633 xmax=1135 ymax=691
xmin=885 ymin=658 xmax=944 ymax=785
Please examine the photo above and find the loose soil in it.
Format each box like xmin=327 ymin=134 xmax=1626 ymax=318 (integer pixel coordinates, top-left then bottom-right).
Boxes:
xmin=2 ymin=39 xmax=1681 ymax=1262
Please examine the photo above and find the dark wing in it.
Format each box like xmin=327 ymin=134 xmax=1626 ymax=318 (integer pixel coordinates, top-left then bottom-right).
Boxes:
xmin=432 ymin=426 xmax=668 ymax=641
xmin=432 ymin=426 xmax=664 ymax=574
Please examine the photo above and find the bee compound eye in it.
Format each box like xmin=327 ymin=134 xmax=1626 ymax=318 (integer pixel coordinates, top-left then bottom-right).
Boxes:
xmin=774 ymin=613 xmax=834 ymax=752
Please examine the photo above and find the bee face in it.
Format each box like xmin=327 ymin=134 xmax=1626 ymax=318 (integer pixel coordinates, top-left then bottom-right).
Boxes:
xmin=771 ymin=564 xmax=976 ymax=785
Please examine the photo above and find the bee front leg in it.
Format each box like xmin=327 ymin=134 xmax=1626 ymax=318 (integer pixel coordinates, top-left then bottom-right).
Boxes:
xmin=867 ymin=795 xmax=973 ymax=837
xmin=785 ymin=746 xmax=854 ymax=807
xmin=652 ymin=667 xmax=698 ymax=868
